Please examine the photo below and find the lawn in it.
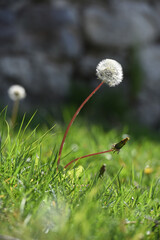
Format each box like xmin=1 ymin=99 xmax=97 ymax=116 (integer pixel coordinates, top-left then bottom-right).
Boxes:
xmin=0 ymin=108 xmax=159 ymax=240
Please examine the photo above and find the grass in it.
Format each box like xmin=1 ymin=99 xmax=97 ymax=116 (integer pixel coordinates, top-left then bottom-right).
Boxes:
xmin=0 ymin=109 xmax=160 ymax=240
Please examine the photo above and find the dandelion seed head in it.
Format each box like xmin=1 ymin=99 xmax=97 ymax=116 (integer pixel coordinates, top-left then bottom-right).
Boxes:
xmin=71 ymin=144 xmax=79 ymax=152
xmin=96 ymin=59 xmax=123 ymax=87
xmin=8 ymin=85 xmax=26 ymax=101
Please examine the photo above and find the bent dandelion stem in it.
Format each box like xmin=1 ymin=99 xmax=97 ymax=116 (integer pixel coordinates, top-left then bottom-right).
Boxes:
xmin=57 ymin=81 xmax=104 ymax=166
xmin=64 ymin=149 xmax=113 ymax=169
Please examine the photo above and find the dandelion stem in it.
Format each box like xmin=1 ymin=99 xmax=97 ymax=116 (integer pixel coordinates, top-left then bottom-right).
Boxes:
xmin=64 ymin=149 xmax=113 ymax=169
xmin=57 ymin=81 xmax=104 ymax=166
xmin=11 ymin=99 xmax=19 ymax=126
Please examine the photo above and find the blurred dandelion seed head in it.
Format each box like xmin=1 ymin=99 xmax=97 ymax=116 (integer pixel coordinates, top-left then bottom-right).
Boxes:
xmin=71 ymin=144 xmax=79 ymax=152
xmin=96 ymin=59 xmax=123 ymax=87
xmin=8 ymin=85 xmax=26 ymax=101
xmin=104 ymin=153 xmax=112 ymax=160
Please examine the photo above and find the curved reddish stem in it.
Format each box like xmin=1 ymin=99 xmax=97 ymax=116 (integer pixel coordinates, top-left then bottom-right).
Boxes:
xmin=57 ymin=81 xmax=104 ymax=166
xmin=64 ymin=149 xmax=113 ymax=168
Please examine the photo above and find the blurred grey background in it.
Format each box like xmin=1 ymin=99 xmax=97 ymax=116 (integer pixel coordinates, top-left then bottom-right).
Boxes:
xmin=0 ymin=0 xmax=160 ymax=127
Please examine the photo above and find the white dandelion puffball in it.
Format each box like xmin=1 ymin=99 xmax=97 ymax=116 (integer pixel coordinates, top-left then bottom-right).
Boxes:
xmin=8 ymin=85 xmax=26 ymax=101
xmin=96 ymin=59 xmax=123 ymax=87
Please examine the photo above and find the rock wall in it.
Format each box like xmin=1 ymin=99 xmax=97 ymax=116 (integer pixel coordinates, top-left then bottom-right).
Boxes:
xmin=0 ymin=0 xmax=160 ymax=127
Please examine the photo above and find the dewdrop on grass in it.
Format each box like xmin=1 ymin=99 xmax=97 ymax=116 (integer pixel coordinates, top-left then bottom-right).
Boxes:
xmin=96 ymin=59 xmax=123 ymax=87
xmin=8 ymin=85 xmax=26 ymax=101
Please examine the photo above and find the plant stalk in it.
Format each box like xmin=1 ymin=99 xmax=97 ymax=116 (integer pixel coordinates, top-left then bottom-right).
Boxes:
xmin=57 ymin=81 xmax=104 ymax=166
xmin=64 ymin=149 xmax=113 ymax=168
xmin=11 ymin=99 xmax=19 ymax=127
